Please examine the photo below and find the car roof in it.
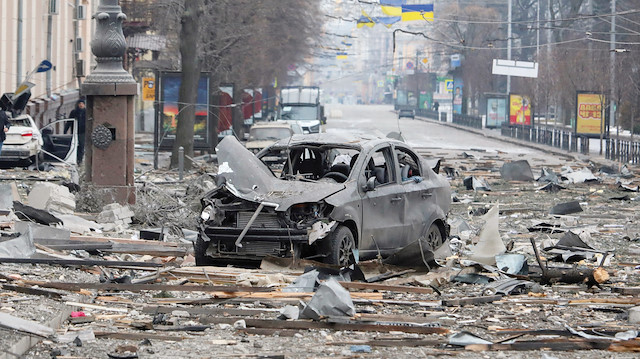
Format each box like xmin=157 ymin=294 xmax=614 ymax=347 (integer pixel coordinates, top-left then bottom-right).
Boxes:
xmin=267 ymin=132 xmax=406 ymax=151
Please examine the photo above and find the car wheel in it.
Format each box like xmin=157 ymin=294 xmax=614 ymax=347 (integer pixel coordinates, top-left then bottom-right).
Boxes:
xmin=425 ymin=223 xmax=443 ymax=250
xmin=325 ymin=225 xmax=355 ymax=267
xmin=194 ymin=234 xmax=216 ymax=266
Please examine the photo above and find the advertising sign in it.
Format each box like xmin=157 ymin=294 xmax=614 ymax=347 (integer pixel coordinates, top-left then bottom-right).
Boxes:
xmin=486 ymin=97 xmax=507 ymax=128
xmin=157 ymin=72 xmax=211 ymax=149
xmin=509 ymin=94 xmax=532 ymax=125
xmin=216 ymin=85 xmax=234 ymax=135
xmin=575 ymin=92 xmax=606 ymax=137
xmin=453 ymin=78 xmax=463 ymax=114
xmin=142 ymin=77 xmax=155 ymax=101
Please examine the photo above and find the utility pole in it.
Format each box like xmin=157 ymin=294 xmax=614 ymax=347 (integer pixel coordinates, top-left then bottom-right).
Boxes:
xmin=74 ymin=0 xmax=82 ymax=89
xmin=507 ymin=0 xmax=512 ymax=94
xmin=610 ymin=0 xmax=616 ymax=135
xmin=16 ymin=0 xmax=23 ymax=88
xmin=47 ymin=6 xmax=54 ymax=98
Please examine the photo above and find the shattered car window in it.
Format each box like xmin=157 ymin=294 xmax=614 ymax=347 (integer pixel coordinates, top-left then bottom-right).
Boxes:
xmin=258 ymin=145 xmax=359 ymax=182
xmin=365 ymin=147 xmax=395 ymax=185
xmin=395 ymin=146 xmax=422 ymax=181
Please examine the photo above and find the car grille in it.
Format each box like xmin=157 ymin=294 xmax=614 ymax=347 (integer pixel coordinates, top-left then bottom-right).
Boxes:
xmin=235 ymin=241 xmax=283 ymax=255
xmin=237 ymin=212 xmax=281 ymax=229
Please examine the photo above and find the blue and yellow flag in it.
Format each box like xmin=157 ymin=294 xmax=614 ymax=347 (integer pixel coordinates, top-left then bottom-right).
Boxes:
xmin=401 ymin=4 xmax=434 ymax=22
xmin=380 ymin=0 xmax=403 ymax=16
xmin=336 ymin=52 xmax=348 ymax=60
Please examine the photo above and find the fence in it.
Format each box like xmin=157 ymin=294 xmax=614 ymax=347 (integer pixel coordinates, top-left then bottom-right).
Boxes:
xmin=605 ymin=138 xmax=640 ymax=164
xmin=452 ymin=113 xmax=482 ymax=129
xmin=501 ymin=124 xmax=590 ymax=155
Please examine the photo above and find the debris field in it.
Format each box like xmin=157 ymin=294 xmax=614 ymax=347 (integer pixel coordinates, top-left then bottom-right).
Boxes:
xmin=0 ymin=144 xmax=639 ymax=359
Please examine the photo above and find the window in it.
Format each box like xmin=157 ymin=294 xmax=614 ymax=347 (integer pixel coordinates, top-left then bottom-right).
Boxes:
xmin=49 ymin=0 xmax=59 ymax=14
xmin=77 ymin=5 xmax=86 ymax=20
xmin=75 ymin=38 xmax=84 ymax=52
xmin=395 ymin=147 xmax=422 ymax=182
xmin=365 ymin=147 xmax=395 ymax=185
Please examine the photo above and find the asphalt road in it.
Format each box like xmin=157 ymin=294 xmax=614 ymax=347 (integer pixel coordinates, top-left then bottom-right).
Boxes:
xmin=324 ymin=104 xmax=567 ymax=167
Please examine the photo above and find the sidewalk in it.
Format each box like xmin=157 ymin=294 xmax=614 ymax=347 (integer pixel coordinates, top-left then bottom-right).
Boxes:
xmin=416 ymin=115 xmax=627 ymax=171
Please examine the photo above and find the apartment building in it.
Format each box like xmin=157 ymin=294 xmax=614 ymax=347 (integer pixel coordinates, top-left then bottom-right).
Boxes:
xmin=0 ymin=0 xmax=96 ymax=100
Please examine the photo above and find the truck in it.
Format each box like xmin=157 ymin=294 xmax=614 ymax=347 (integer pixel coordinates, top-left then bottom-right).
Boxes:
xmin=278 ymin=86 xmax=326 ymax=134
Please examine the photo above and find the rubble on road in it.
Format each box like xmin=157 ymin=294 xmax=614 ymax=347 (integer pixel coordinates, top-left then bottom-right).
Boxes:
xmin=0 ymin=149 xmax=639 ymax=358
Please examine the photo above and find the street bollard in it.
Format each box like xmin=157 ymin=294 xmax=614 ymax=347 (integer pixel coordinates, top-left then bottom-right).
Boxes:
xmin=178 ymin=146 xmax=184 ymax=181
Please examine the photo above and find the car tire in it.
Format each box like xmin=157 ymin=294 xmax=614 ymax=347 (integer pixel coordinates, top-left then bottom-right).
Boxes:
xmin=194 ymin=234 xmax=215 ymax=266
xmin=325 ymin=225 xmax=355 ymax=267
xmin=425 ymin=223 xmax=443 ymax=250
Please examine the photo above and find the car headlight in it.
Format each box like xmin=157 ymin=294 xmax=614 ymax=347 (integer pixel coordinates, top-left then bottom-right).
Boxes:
xmin=201 ymin=205 xmax=213 ymax=221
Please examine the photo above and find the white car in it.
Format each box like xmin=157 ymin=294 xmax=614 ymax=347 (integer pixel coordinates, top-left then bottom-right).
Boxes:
xmin=245 ymin=121 xmax=302 ymax=154
xmin=0 ymin=113 xmax=43 ymax=165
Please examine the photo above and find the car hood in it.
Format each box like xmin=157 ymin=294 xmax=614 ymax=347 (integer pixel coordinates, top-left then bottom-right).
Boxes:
xmin=245 ymin=140 xmax=277 ymax=150
xmin=216 ymin=137 xmax=345 ymax=211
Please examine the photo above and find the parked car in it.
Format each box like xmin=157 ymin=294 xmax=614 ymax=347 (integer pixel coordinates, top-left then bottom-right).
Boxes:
xmin=245 ymin=121 xmax=302 ymax=154
xmin=40 ymin=118 xmax=78 ymax=164
xmin=0 ymin=113 xmax=43 ymax=166
xmin=398 ymin=109 xmax=415 ymax=119
xmin=196 ymin=134 xmax=451 ymax=266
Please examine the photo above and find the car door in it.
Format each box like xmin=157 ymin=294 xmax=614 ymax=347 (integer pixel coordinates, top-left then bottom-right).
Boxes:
xmin=395 ymin=144 xmax=441 ymax=248
xmin=359 ymin=144 xmax=406 ymax=258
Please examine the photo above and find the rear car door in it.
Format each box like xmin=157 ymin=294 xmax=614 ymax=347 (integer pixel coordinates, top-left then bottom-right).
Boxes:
xmin=395 ymin=144 xmax=442 ymax=247
xmin=359 ymin=144 xmax=406 ymax=258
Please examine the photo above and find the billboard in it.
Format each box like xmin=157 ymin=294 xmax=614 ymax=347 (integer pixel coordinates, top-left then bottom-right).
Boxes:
xmin=486 ymin=96 xmax=507 ymax=128
xmin=509 ymin=94 xmax=532 ymax=125
xmin=575 ymin=92 xmax=606 ymax=137
xmin=216 ymin=85 xmax=234 ymax=135
xmin=453 ymin=78 xmax=463 ymax=114
xmin=156 ymin=72 xmax=211 ymax=150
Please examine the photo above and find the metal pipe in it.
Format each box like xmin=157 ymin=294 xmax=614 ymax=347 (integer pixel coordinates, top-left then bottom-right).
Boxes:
xmin=178 ymin=146 xmax=184 ymax=180
xmin=16 ymin=0 xmax=23 ymax=88
xmin=47 ymin=12 xmax=53 ymax=98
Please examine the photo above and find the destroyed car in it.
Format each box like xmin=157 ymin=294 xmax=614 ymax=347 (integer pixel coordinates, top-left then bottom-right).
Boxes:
xmin=0 ymin=113 xmax=43 ymax=165
xmin=196 ymin=134 xmax=451 ymax=266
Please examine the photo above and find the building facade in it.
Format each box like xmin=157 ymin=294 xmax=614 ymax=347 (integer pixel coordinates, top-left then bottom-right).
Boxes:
xmin=0 ymin=0 xmax=96 ymax=103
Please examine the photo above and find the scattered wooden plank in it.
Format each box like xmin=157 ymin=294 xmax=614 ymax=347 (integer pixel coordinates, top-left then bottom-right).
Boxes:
xmin=568 ymin=298 xmax=640 ymax=306
xmin=240 ymin=328 xmax=301 ymax=337
xmin=25 ymin=281 xmax=273 ymax=294
xmin=0 ymin=312 xmax=55 ymax=337
xmin=612 ymin=287 xmax=640 ymax=296
xmin=201 ymin=317 xmax=449 ymax=335
xmin=0 ymin=257 xmax=162 ymax=268
xmin=465 ymin=339 xmax=612 ymax=351
xmin=326 ymin=339 xmax=446 ymax=348
xmin=70 ymin=235 xmax=181 ymax=247
xmin=65 ymin=301 xmax=129 ymax=313
xmin=339 ymin=281 xmax=434 ymax=294
xmin=441 ymin=295 xmax=503 ymax=306
xmin=1 ymin=284 xmax=65 ymax=299
xmin=93 ymin=331 xmax=183 ymax=341
xmin=142 ymin=306 xmax=276 ymax=317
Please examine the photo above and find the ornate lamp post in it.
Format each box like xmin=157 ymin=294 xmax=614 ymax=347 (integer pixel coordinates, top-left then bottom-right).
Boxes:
xmin=82 ymin=0 xmax=137 ymax=204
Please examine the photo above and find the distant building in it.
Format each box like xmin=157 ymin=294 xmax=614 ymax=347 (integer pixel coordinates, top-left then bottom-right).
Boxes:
xmin=0 ymin=0 xmax=96 ymax=100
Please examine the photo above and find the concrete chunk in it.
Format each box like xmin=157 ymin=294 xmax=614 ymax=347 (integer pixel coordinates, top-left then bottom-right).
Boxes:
xmin=27 ymin=182 xmax=76 ymax=215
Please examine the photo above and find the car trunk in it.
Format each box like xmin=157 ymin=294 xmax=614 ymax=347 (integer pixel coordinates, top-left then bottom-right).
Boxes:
xmin=4 ymin=126 xmax=35 ymax=145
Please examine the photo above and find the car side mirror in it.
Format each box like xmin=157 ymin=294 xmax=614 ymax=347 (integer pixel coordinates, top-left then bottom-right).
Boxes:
xmin=364 ymin=177 xmax=376 ymax=192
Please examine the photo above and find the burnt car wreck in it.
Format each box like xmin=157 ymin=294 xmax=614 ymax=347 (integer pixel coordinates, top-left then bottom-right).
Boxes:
xmin=196 ymin=134 xmax=451 ymax=266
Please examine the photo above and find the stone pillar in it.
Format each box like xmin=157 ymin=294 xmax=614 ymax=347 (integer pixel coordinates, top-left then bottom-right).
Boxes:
xmin=82 ymin=0 xmax=136 ymax=204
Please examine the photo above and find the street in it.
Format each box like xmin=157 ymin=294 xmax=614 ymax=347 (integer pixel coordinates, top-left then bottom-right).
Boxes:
xmin=325 ymin=104 xmax=567 ymax=167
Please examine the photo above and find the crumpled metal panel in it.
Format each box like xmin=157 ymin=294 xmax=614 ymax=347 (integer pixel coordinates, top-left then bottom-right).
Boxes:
xmin=216 ymin=136 xmax=345 ymax=211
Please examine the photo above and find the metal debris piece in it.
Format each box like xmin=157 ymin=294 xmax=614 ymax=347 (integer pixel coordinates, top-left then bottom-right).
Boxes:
xmin=500 ymin=160 xmax=534 ymax=181
xmin=549 ymin=201 xmax=583 ymax=215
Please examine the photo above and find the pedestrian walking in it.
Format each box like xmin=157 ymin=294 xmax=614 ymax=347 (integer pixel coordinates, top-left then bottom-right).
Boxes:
xmin=64 ymin=99 xmax=86 ymax=163
xmin=0 ymin=110 xmax=10 ymax=155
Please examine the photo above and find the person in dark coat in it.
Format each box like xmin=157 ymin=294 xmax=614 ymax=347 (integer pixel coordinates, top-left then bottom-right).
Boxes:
xmin=64 ymin=99 xmax=86 ymax=163
xmin=0 ymin=110 xmax=10 ymax=155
